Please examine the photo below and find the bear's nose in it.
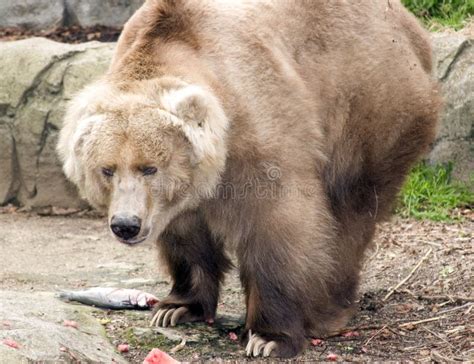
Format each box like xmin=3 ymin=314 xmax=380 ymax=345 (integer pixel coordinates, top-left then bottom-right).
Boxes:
xmin=110 ymin=215 xmax=141 ymax=241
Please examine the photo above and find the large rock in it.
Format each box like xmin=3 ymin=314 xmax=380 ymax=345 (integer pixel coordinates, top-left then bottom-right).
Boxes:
xmin=66 ymin=0 xmax=144 ymax=28
xmin=0 ymin=0 xmax=64 ymax=30
xmin=0 ymin=291 xmax=127 ymax=363
xmin=0 ymin=38 xmax=115 ymax=207
xmin=430 ymin=33 xmax=474 ymax=182
xmin=0 ymin=0 xmax=144 ymax=29
xmin=0 ymin=125 xmax=18 ymax=203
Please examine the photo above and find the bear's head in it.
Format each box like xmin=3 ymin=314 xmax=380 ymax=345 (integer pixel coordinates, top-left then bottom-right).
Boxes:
xmin=57 ymin=78 xmax=228 ymax=244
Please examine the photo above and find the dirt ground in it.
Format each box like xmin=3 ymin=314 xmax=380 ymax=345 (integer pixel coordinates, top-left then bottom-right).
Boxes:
xmin=0 ymin=206 xmax=472 ymax=363
xmin=0 ymin=26 xmax=121 ymax=43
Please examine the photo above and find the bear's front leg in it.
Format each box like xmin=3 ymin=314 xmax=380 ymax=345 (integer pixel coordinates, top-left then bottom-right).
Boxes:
xmin=150 ymin=211 xmax=231 ymax=327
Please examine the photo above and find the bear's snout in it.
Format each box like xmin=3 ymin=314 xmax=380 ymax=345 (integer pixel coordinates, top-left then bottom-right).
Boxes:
xmin=110 ymin=215 xmax=142 ymax=242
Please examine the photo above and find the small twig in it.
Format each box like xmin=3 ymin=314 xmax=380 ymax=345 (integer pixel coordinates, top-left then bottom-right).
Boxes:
xmin=384 ymin=248 xmax=433 ymax=301
xmin=327 ymin=324 xmax=388 ymax=338
xmin=438 ymin=302 xmax=473 ymax=315
xmin=431 ymin=350 xmax=452 ymax=363
xmin=400 ymin=288 xmax=418 ymax=299
xmin=331 ymin=303 xmax=466 ymax=339
xmin=466 ymin=304 xmax=473 ymax=315
xmin=438 ymin=300 xmax=452 ymax=308
xmin=170 ymin=338 xmax=186 ymax=354
xmin=445 ymin=326 xmax=466 ymax=335
xmin=387 ymin=326 xmax=407 ymax=337
xmin=398 ymin=316 xmax=444 ymax=328
xmin=423 ymin=241 xmax=442 ymax=248
xmin=403 ymin=344 xmax=426 ymax=352
xmin=364 ymin=325 xmax=388 ymax=346
xmin=406 ymin=292 xmax=474 ymax=303
xmin=420 ymin=326 xmax=456 ymax=350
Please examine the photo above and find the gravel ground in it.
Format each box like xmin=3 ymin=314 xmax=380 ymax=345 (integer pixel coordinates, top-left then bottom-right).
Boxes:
xmin=0 ymin=207 xmax=472 ymax=362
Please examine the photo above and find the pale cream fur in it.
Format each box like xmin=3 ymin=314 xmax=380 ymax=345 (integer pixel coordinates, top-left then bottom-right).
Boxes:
xmin=58 ymin=79 xmax=229 ymax=207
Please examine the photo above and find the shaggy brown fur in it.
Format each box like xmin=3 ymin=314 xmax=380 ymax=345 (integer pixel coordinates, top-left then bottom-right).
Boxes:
xmin=58 ymin=0 xmax=441 ymax=358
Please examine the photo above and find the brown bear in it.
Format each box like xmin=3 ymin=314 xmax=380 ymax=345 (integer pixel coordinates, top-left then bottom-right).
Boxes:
xmin=57 ymin=0 xmax=441 ymax=358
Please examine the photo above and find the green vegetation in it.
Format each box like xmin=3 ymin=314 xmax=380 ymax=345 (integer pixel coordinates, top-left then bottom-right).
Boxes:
xmin=397 ymin=163 xmax=473 ymax=221
xmin=402 ymin=0 xmax=474 ymax=29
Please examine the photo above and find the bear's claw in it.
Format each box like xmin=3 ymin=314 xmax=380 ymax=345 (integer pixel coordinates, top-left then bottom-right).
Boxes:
xmin=150 ymin=306 xmax=188 ymax=327
xmin=245 ymin=330 xmax=278 ymax=357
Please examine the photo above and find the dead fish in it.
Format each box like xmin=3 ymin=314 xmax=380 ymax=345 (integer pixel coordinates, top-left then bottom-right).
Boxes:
xmin=58 ymin=287 xmax=159 ymax=309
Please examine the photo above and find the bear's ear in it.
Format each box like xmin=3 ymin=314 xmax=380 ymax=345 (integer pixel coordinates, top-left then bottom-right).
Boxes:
xmin=160 ymin=84 xmax=229 ymax=164
xmin=57 ymin=114 xmax=101 ymax=185
xmin=161 ymin=85 xmax=209 ymax=128
xmin=57 ymin=111 xmax=109 ymax=210
xmin=160 ymin=84 xmax=229 ymax=196
xmin=57 ymin=81 xmax=109 ymax=184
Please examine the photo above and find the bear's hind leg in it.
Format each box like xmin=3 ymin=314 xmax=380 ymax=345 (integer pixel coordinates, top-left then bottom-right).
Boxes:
xmin=239 ymin=237 xmax=310 ymax=358
xmin=151 ymin=211 xmax=231 ymax=327
xmin=237 ymin=188 xmax=358 ymax=358
xmin=237 ymin=198 xmax=338 ymax=358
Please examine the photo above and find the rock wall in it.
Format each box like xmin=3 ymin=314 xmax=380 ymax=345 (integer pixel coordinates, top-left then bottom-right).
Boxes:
xmin=0 ymin=0 xmax=65 ymax=30
xmin=0 ymin=38 xmax=114 ymax=207
xmin=0 ymin=0 xmax=144 ymax=29
xmin=430 ymin=33 xmax=474 ymax=182
xmin=0 ymin=33 xmax=472 ymax=208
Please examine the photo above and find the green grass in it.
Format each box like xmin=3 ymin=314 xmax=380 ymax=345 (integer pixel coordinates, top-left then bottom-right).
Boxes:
xmin=402 ymin=0 xmax=474 ymax=30
xmin=397 ymin=163 xmax=473 ymax=221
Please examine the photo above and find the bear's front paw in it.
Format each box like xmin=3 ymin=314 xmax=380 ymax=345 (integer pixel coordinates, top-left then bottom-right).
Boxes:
xmin=150 ymin=306 xmax=190 ymax=327
xmin=150 ymin=302 xmax=209 ymax=328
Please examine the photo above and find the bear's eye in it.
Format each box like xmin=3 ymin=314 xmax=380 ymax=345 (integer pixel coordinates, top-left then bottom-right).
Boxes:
xmin=142 ymin=167 xmax=158 ymax=176
xmin=102 ymin=167 xmax=114 ymax=177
